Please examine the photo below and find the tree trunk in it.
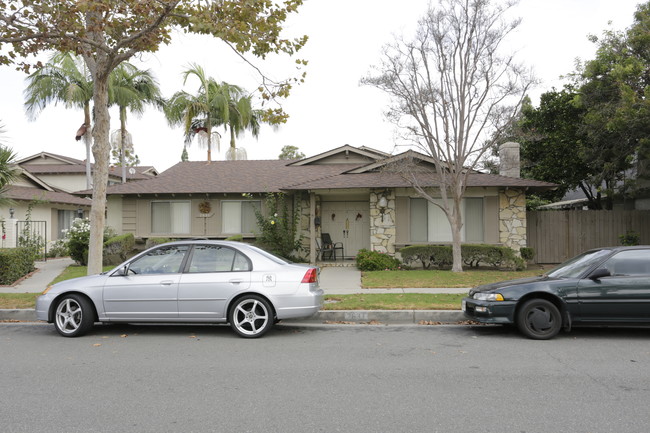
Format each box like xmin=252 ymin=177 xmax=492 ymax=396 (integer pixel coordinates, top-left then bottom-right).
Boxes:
xmin=87 ymin=76 xmax=111 ymax=275
xmin=449 ymin=196 xmax=463 ymax=272
xmin=120 ymin=107 xmax=127 ymax=183
xmin=83 ymin=103 xmax=92 ymax=190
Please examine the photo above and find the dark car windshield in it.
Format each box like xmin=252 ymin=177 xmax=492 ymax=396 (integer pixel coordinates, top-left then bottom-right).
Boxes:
xmin=546 ymin=249 xmax=612 ymax=279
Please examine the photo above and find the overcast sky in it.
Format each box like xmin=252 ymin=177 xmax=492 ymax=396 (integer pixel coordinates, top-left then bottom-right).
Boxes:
xmin=0 ymin=0 xmax=643 ymax=172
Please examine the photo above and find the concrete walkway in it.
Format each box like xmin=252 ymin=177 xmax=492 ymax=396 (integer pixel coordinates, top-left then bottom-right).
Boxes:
xmin=0 ymin=257 xmax=75 ymax=293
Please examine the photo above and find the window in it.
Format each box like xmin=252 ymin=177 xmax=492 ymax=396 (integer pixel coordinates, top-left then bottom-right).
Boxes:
xmin=602 ymin=250 xmax=650 ymax=276
xmin=128 ymin=245 xmax=189 ymax=274
xmin=57 ymin=210 xmax=77 ymax=239
xmin=409 ymin=198 xmax=484 ymax=243
xmin=151 ymin=201 xmax=191 ymax=234
xmin=188 ymin=245 xmax=251 ymax=273
xmin=221 ymin=201 xmax=260 ymax=234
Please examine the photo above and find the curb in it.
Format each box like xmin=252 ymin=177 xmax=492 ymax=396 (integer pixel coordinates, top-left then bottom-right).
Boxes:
xmin=0 ymin=309 xmax=465 ymax=324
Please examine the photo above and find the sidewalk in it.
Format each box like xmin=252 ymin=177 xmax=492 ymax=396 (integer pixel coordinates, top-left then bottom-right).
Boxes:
xmin=0 ymin=257 xmax=75 ymax=294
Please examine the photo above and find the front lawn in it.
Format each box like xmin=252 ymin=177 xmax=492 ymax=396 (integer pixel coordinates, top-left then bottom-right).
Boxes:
xmin=362 ymin=267 xmax=546 ymax=288
xmin=0 ymin=293 xmax=40 ymax=309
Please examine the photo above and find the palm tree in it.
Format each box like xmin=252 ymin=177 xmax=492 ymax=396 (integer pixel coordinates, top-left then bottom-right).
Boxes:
xmin=0 ymin=124 xmax=18 ymax=208
xmin=220 ymin=85 xmax=264 ymax=161
xmin=24 ymin=52 xmax=94 ymax=188
xmin=164 ymin=64 xmax=227 ymax=162
xmin=109 ymin=63 xmax=161 ymax=182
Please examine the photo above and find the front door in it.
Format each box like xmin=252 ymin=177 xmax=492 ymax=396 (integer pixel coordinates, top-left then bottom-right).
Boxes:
xmin=320 ymin=201 xmax=370 ymax=259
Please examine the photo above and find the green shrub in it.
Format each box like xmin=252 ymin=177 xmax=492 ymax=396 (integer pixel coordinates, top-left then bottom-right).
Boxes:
xmin=400 ymin=245 xmax=452 ymax=269
xmin=145 ymin=237 xmax=173 ymax=249
xmin=520 ymin=247 xmax=535 ymax=261
xmin=620 ymin=230 xmax=640 ymax=246
xmin=356 ymin=249 xmax=401 ymax=271
xmin=103 ymin=233 xmax=135 ymax=265
xmin=0 ymin=247 xmax=36 ymax=285
xmin=47 ymin=239 xmax=69 ymax=258
xmin=400 ymin=244 xmax=525 ymax=270
xmin=65 ymin=218 xmax=114 ymax=265
xmin=253 ymin=192 xmax=303 ymax=260
xmin=225 ymin=234 xmax=244 ymax=242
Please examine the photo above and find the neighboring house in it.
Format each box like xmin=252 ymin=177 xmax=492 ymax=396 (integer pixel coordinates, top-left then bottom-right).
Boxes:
xmin=0 ymin=151 xmax=157 ymax=248
xmin=101 ymin=145 xmax=554 ymax=263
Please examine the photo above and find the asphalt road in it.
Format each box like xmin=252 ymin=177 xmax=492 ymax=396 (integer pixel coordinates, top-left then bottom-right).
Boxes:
xmin=1 ymin=322 xmax=649 ymax=433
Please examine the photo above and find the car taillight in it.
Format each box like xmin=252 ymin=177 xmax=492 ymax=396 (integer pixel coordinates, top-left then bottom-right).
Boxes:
xmin=301 ymin=268 xmax=317 ymax=283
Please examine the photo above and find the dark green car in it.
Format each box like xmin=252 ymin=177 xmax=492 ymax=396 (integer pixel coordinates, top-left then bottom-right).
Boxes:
xmin=462 ymin=246 xmax=650 ymax=339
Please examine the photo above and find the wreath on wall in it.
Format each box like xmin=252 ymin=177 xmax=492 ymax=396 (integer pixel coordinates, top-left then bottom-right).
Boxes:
xmin=198 ymin=201 xmax=212 ymax=214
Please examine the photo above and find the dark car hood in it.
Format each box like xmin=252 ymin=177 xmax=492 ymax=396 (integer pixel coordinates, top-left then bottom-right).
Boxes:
xmin=470 ymin=275 xmax=549 ymax=295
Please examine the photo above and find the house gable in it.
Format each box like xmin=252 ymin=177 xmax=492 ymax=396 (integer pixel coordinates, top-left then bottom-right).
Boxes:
xmin=288 ymin=144 xmax=385 ymax=166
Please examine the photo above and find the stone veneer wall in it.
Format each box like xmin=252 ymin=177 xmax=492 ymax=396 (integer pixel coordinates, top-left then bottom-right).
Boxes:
xmin=298 ymin=193 xmax=314 ymax=260
xmin=499 ymin=188 xmax=527 ymax=251
xmin=369 ymin=188 xmax=396 ymax=254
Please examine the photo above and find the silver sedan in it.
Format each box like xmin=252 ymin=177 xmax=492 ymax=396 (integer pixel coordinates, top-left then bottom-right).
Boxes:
xmin=36 ymin=241 xmax=323 ymax=338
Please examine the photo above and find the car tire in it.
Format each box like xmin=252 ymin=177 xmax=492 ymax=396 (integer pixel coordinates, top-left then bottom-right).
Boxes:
xmin=53 ymin=294 xmax=95 ymax=337
xmin=516 ymin=299 xmax=562 ymax=340
xmin=229 ymin=295 xmax=274 ymax=338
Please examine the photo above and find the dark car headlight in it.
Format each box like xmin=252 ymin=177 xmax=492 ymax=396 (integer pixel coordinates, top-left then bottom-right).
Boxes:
xmin=473 ymin=292 xmax=504 ymax=301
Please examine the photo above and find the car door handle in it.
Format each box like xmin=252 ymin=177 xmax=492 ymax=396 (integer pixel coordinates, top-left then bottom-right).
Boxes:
xmin=160 ymin=280 xmax=174 ymax=286
xmin=229 ymin=279 xmax=244 ymax=285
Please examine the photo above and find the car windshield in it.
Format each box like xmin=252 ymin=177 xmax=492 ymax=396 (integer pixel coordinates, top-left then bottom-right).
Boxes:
xmin=546 ymin=249 xmax=612 ymax=279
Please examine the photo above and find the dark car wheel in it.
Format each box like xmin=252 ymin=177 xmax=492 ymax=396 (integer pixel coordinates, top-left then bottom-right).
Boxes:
xmin=54 ymin=294 xmax=95 ymax=337
xmin=516 ymin=299 xmax=562 ymax=340
xmin=229 ymin=295 xmax=274 ymax=338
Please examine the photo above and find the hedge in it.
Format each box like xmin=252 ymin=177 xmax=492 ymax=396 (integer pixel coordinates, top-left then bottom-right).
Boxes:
xmin=103 ymin=233 xmax=136 ymax=265
xmin=355 ymin=249 xmax=401 ymax=271
xmin=0 ymin=247 xmax=37 ymax=285
xmin=400 ymin=244 xmax=525 ymax=270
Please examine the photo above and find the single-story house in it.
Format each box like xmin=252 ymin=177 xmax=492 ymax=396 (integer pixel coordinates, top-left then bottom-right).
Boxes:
xmin=101 ymin=144 xmax=554 ymax=263
xmin=0 ymin=151 xmax=157 ymax=248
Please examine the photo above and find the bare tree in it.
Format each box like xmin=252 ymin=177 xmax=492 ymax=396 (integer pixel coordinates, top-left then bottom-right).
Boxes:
xmin=362 ymin=0 xmax=535 ymax=271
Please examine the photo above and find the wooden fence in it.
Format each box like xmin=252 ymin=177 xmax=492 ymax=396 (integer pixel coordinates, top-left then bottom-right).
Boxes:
xmin=526 ymin=210 xmax=650 ymax=264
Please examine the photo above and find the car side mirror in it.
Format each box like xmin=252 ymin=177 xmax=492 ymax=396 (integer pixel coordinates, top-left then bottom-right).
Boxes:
xmin=589 ymin=268 xmax=610 ymax=280
xmin=114 ymin=266 xmax=128 ymax=276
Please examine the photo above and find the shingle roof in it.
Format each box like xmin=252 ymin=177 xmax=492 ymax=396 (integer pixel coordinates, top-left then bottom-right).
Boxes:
xmin=4 ymin=186 xmax=91 ymax=206
xmin=103 ymin=158 xmax=556 ymax=195
xmin=23 ymin=164 xmax=153 ymax=180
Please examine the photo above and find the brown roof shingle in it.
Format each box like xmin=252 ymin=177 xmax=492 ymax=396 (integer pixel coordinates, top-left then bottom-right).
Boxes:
xmin=103 ymin=159 xmax=555 ymax=195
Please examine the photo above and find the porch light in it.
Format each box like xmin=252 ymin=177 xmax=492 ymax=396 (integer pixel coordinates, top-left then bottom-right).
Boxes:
xmin=8 ymin=208 xmax=14 ymax=219
xmin=77 ymin=208 xmax=84 ymax=218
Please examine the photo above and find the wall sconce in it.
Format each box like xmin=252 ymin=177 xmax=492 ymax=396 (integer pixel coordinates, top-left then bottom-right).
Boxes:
xmin=9 ymin=208 xmax=14 ymax=219
xmin=378 ymin=193 xmax=388 ymax=222
xmin=77 ymin=208 xmax=84 ymax=218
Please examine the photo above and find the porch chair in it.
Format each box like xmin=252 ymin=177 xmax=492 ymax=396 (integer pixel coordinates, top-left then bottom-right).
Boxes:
xmin=321 ymin=232 xmax=344 ymax=261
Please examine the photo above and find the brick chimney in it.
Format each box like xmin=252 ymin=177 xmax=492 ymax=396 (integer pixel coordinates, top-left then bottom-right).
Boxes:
xmin=499 ymin=142 xmax=520 ymax=178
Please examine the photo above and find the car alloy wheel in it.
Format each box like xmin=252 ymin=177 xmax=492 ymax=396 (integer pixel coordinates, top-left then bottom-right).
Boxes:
xmin=229 ymin=295 xmax=273 ymax=338
xmin=516 ymin=298 xmax=562 ymax=340
xmin=54 ymin=294 xmax=95 ymax=337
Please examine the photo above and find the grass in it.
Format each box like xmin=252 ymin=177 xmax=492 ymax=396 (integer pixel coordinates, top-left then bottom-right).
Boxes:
xmin=362 ymin=267 xmax=546 ymax=288
xmin=324 ymin=293 xmax=464 ymax=310
xmin=0 ymin=293 xmax=40 ymax=309
xmin=49 ymin=265 xmax=114 ymax=285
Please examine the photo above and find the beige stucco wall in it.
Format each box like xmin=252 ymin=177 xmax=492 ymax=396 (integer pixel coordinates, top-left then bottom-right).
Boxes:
xmin=35 ymin=174 xmax=87 ymax=193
